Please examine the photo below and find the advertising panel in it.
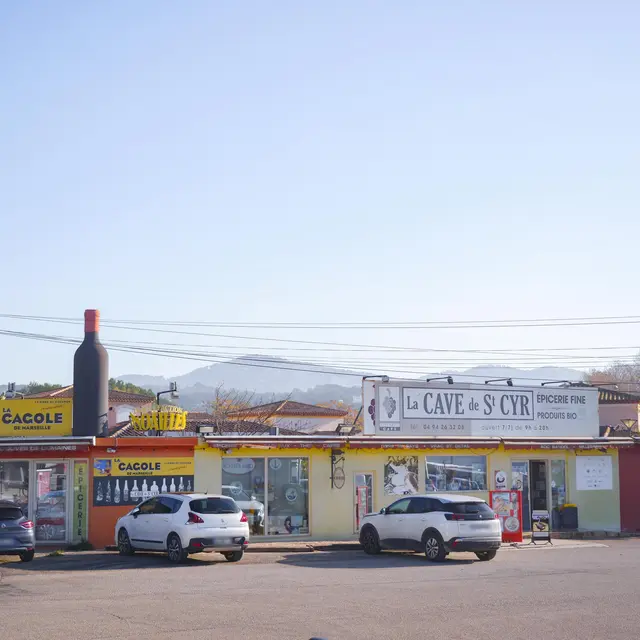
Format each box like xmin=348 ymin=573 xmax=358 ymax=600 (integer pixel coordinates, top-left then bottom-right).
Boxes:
xmin=575 ymin=456 xmax=613 ymax=491
xmin=490 ymin=490 xmax=523 ymax=543
xmin=372 ymin=381 xmax=599 ymax=438
xmin=0 ymin=398 xmax=73 ymax=437
xmin=92 ymin=457 xmax=195 ymax=507
xmin=532 ymin=510 xmax=551 ymax=542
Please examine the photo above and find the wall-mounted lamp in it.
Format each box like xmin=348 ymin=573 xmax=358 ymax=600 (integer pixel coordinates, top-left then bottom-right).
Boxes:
xmin=426 ymin=376 xmax=454 ymax=384
xmin=362 ymin=375 xmax=390 ymax=383
xmin=485 ymin=378 xmax=514 ymax=387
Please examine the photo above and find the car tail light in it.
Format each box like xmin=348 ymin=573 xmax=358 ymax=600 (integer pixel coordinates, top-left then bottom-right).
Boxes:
xmin=240 ymin=512 xmax=248 ymax=523
xmin=444 ymin=513 xmax=464 ymax=521
xmin=495 ymin=513 xmax=500 ymax=519
xmin=187 ymin=512 xmax=204 ymax=524
xmin=20 ymin=520 xmax=34 ymax=530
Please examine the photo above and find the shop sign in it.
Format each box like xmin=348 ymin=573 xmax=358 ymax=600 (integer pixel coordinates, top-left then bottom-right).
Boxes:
xmin=92 ymin=457 xmax=195 ymax=507
xmin=490 ymin=490 xmax=523 ymax=543
xmin=369 ymin=381 xmax=599 ymax=438
xmin=494 ymin=470 xmax=507 ymax=490
xmin=532 ymin=510 xmax=551 ymax=542
xmin=222 ymin=458 xmax=255 ymax=475
xmin=576 ymin=456 xmax=613 ymax=491
xmin=73 ymin=462 xmax=88 ymax=541
xmin=130 ymin=407 xmax=187 ymax=431
xmin=0 ymin=398 xmax=72 ymax=437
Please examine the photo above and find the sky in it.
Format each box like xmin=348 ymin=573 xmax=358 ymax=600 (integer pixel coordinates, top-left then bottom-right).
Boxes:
xmin=1 ymin=1 xmax=639 ymax=384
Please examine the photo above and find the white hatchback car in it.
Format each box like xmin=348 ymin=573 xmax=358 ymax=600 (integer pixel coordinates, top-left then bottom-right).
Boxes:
xmin=359 ymin=493 xmax=501 ymax=562
xmin=115 ymin=493 xmax=250 ymax=563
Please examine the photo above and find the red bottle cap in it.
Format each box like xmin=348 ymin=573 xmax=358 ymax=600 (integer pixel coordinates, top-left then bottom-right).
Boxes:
xmin=84 ymin=309 xmax=100 ymax=333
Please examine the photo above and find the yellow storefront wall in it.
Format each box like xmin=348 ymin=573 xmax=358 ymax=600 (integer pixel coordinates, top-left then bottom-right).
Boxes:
xmin=194 ymin=443 xmax=621 ymax=539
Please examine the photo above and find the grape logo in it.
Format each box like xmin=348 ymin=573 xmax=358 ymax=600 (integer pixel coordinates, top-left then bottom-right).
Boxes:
xmin=382 ymin=389 xmax=397 ymax=419
xmin=367 ymin=399 xmax=376 ymax=426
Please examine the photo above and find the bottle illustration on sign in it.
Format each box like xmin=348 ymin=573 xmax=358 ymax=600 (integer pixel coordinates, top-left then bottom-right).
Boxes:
xmin=169 ymin=478 xmax=176 ymax=493
xmin=186 ymin=479 xmax=192 ymax=492
xmin=96 ymin=481 xmax=104 ymax=502
xmin=114 ymin=479 xmax=121 ymax=504
xmin=131 ymin=480 xmax=139 ymax=501
xmin=161 ymin=478 xmax=168 ymax=493
xmin=178 ymin=477 xmax=185 ymax=492
xmin=106 ymin=481 xmax=112 ymax=503
xmin=123 ymin=480 xmax=129 ymax=502
xmin=150 ymin=481 xmax=159 ymax=496
xmin=141 ymin=479 xmax=149 ymax=500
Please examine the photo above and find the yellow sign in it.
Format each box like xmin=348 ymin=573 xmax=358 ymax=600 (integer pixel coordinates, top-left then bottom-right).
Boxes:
xmin=0 ymin=398 xmax=72 ymax=437
xmin=130 ymin=407 xmax=187 ymax=431
xmin=93 ymin=457 xmax=195 ymax=477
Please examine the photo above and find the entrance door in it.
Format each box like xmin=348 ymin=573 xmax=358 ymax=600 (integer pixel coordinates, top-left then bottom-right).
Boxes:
xmin=511 ymin=461 xmax=531 ymax=531
xmin=354 ymin=473 xmax=373 ymax=532
xmin=530 ymin=460 xmax=549 ymax=512
xmin=35 ymin=462 xmax=68 ymax=543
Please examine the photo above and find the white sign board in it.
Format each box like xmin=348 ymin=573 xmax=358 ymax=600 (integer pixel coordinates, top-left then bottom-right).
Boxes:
xmin=370 ymin=381 xmax=599 ymax=438
xmin=576 ymin=456 xmax=613 ymax=491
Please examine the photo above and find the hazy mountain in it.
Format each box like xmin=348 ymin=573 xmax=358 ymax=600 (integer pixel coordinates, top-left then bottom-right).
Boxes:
xmin=118 ymin=358 xmax=587 ymax=410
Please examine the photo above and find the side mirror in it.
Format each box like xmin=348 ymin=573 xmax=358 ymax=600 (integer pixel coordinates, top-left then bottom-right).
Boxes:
xmin=131 ymin=508 xmax=140 ymax=518
xmin=380 ymin=507 xmax=387 ymax=515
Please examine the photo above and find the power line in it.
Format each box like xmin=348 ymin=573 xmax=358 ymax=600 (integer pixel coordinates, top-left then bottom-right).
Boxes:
xmin=0 ymin=327 xmax=623 ymax=384
xmin=4 ymin=311 xmax=640 ymax=329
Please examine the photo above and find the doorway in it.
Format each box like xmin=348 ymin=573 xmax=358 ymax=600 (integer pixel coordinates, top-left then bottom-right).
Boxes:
xmin=530 ymin=460 xmax=549 ymax=512
xmin=354 ymin=473 xmax=373 ymax=533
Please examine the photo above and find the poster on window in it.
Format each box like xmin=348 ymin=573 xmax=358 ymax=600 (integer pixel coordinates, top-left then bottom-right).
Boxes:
xmin=384 ymin=456 xmax=419 ymax=496
xmin=92 ymin=457 xmax=195 ymax=507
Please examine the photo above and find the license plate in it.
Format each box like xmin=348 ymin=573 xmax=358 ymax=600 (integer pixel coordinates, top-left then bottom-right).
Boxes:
xmin=215 ymin=538 xmax=232 ymax=545
xmin=471 ymin=523 xmax=489 ymax=530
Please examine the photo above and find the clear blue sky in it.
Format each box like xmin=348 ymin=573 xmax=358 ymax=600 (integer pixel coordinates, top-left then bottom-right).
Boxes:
xmin=1 ymin=1 xmax=639 ymax=383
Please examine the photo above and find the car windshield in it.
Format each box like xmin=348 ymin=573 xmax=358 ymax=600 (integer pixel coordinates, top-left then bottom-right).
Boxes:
xmin=189 ymin=497 xmax=239 ymax=515
xmin=0 ymin=506 xmax=23 ymax=520
xmin=443 ymin=502 xmax=494 ymax=516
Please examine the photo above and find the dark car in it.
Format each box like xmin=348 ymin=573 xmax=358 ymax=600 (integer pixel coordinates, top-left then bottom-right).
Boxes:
xmin=0 ymin=500 xmax=36 ymax=562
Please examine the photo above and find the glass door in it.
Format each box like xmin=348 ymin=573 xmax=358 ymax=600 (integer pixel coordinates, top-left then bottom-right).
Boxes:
xmin=511 ymin=461 xmax=531 ymax=531
xmin=0 ymin=461 xmax=30 ymax=517
xmin=35 ymin=462 xmax=68 ymax=543
xmin=354 ymin=473 xmax=374 ymax=533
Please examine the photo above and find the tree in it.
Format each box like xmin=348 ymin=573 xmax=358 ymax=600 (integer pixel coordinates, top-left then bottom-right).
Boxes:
xmin=108 ymin=378 xmax=154 ymax=398
xmin=205 ymin=385 xmax=293 ymax=435
xmin=20 ymin=381 xmax=64 ymax=395
xmin=585 ymin=352 xmax=640 ymax=394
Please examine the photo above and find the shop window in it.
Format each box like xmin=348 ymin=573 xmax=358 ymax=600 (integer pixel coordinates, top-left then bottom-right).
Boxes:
xmin=221 ymin=457 xmax=309 ymax=536
xmin=0 ymin=461 xmax=29 ymax=516
xmin=222 ymin=458 xmax=266 ymax=535
xmin=425 ymin=456 xmax=487 ymax=491
xmin=267 ymin=457 xmax=309 ymax=535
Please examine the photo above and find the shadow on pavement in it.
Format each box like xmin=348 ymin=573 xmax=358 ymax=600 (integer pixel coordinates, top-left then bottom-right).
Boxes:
xmin=0 ymin=551 xmax=226 ymax=572
xmin=277 ymin=550 xmax=476 ymax=569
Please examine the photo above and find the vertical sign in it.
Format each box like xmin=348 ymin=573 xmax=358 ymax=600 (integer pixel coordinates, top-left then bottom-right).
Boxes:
xmin=73 ymin=462 xmax=88 ymax=541
xmin=356 ymin=485 xmax=368 ymax=530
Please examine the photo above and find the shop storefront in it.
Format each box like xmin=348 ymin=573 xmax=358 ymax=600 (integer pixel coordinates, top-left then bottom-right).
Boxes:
xmin=195 ymin=434 xmax=632 ymax=540
xmin=88 ymin=436 xmax=199 ymax=549
xmin=0 ymin=437 xmax=94 ymax=545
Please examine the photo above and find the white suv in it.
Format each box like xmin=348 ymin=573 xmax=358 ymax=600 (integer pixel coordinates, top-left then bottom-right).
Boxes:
xmin=115 ymin=493 xmax=250 ymax=563
xmin=359 ymin=493 xmax=501 ymax=562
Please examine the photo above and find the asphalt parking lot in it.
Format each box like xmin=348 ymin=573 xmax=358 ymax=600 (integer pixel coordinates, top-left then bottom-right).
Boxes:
xmin=1 ymin=540 xmax=639 ymax=640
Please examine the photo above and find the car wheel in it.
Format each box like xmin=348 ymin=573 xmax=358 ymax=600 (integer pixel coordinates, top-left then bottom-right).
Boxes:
xmin=475 ymin=550 xmax=497 ymax=561
xmin=117 ymin=528 xmax=135 ymax=556
xmin=360 ymin=526 xmax=382 ymax=555
xmin=223 ymin=550 xmax=244 ymax=562
xmin=167 ymin=533 xmax=188 ymax=564
xmin=424 ymin=533 xmax=447 ymax=562
xmin=19 ymin=550 xmax=35 ymax=563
